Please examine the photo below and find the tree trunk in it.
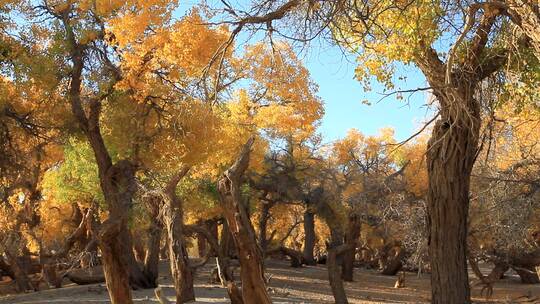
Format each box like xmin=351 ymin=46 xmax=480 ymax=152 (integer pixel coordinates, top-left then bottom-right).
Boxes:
xmin=67 ymin=266 xmax=106 ymax=285
xmin=160 ymin=237 xmax=169 ymax=260
xmin=327 ymin=243 xmax=350 ymax=304
xmin=196 ymin=220 xmax=207 ymax=258
xmin=379 ymin=246 xmax=404 ymax=276
xmin=506 ymin=0 xmax=540 ymax=59
xmin=5 ymin=251 xmax=33 ymax=292
xmin=258 ymin=202 xmax=272 ymax=254
xmin=121 ymin=227 xmax=154 ymax=289
xmin=341 ymin=214 xmax=361 ymax=281
xmin=185 ymin=222 xmax=243 ymax=304
xmin=220 ymin=221 xmax=237 ymax=259
xmin=66 ymin=32 xmax=137 ymax=303
xmin=144 ymin=195 xmax=163 ymax=286
xmin=207 ymin=219 xmax=219 ymax=257
xmin=163 ymin=168 xmax=195 ymax=304
xmin=99 ymin=220 xmax=133 ymax=304
xmin=514 ymin=266 xmax=540 ymax=284
xmin=0 ymin=256 xmax=15 ymax=280
xmin=302 ymin=210 xmax=316 ymax=265
xmin=217 ymin=137 xmax=272 ymax=304
xmin=425 ymin=89 xmax=479 ymax=303
xmin=133 ymin=235 xmax=146 ymax=264
xmin=266 ymin=246 xmax=303 ymax=267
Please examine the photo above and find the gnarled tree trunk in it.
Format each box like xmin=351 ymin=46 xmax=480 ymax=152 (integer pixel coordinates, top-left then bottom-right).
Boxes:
xmin=163 ymin=167 xmax=195 ymax=303
xmin=185 ymin=222 xmax=243 ymax=304
xmin=327 ymin=238 xmax=350 ymax=304
xmin=412 ymin=3 xmax=507 ymax=302
xmin=144 ymin=195 xmax=164 ymax=286
xmin=4 ymin=251 xmax=33 ymax=292
xmin=425 ymin=89 xmax=478 ymax=304
xmin=341 ymin=214 xmax=361 ymax=281
xmin=506 ymin=0 xmax=540 ymax=59
xmin=217 ymin=138 xmax=272 ymax=304
xmin=302 ymin=210 xmax=316 ymax=265
xmin=379 ymin=245 xmax=404 ymax=276
xmin=258 ymin=202 xmax=273 ymax=254
xmin=66 ymin=33 xmax=137 ymax=303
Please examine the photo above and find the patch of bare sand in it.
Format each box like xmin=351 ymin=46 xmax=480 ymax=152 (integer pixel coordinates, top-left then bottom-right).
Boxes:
xmin=0 ymin=259 xmax=539 ymax=303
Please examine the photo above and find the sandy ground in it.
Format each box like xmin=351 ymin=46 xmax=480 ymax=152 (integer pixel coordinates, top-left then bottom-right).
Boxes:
xmin=0 ymin=259 xmax=539 ymax=303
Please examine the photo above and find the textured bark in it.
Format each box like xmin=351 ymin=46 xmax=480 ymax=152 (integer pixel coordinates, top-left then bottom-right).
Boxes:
xmin=506 ymin=0 xmax=540 ymax=59
xmin=514 ymin=266 xmax=540 ymax=284
xmin=196 ymin=221 xmax=208 ymax=258
xmin=267 ymin=246 xmax=303 ymax=267
xmin=163 ymin=167 xmax=195 ymax=304
xmin=413 ymin=5 xmax=506 ymax=302
xmin=133 ymin=236 xmax=146 ymax=264
xmin=0 ymin=257 xmax=15 ymax=280
xmin=99 ymin=221 xmax=133 ymax=304
xmin=327 ymin=243 xmax=350 ymax=304
xmin=341 ymin=214 xmax=361 ymax=281
xmin=425 ymin=91 xmax=477 ymax=304
xmin=144 ymin=195 xmax=163 ymax=286
xmin=302 ymin=210 xmax=317 ymax=265
xmin=258 ymin=202 xmax=273 ymax=254
xmin=5 ymin=251 xmax=33 ymax=292
xmin=217 ymin=138 xmax=272 ymax=304
xmin=65 ymin=26 xmax=135 ymax=303
xmin=67 ymin=267 xmax=106 ymax=285
xmin=379 ymin=246 xmax=404 ymax=276
xmin=185 ymin=221 xmax=243 ymax=303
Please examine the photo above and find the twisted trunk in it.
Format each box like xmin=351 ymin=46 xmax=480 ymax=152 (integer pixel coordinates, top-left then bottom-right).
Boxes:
xmin=144 ymin=196 xmax=163 ymax=286
xmin=163 ymin=168 xmax=195 ymax=303
xmin=327 ymin=235 xmax=350 ymax=304
xmin=4 ymin=251 xmax=33 ymax=292
xmin=302 ymin=210 xmax=316 ymax=265
xmin=425 ymin=88 xmax=478 ymax=304
xmin=341 ymin=214 xmax=361 ymax=281
xmin=217 ymin=138 xmax=272 ymax=304
xmin=258 ymin=202 xmax=273 ymax=254
xmin=506 ymin=0 xmax=540 ymax=59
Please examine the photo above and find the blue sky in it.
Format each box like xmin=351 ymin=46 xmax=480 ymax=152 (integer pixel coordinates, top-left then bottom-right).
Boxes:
xmin=301 ymin=44 xmax=432 ymax=143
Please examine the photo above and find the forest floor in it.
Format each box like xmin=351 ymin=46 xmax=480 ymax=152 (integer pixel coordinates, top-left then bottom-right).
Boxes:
xmin=0 ymin=259 xmax=539 ymax=303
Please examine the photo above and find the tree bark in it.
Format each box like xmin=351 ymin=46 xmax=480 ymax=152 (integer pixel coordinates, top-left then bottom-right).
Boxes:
xmin=0 ymin=257 xmax=15 ymax=280
xmin=258 ymin=202 xmax=273 ymax=254
xmin=413 ymin=6 xmax=506 ymax=302
xmin=185 ymin=222 xmax=243 ymax=304
xmin=65 ymin=28 xmax=136 ymax=303
xmin=217 ymin=137 xmax=272 ymax=304
xmin=327 ymin=243 xmax=351 ymax=304
xmin=514 ymin=266 xmax=540 ymax=284
xmin=302 ymin=210 xmax=317 ymax=265
xmin=67 ymin=266 xmax=106 ymax=285
xmin=266 ymin=246 xmax=303 ymax=267
xmin=505 ymin=0 xmax=540 ymax=59
xmin=425 ymin=92 xmax=477 ymax=304
xmin=144 ymin=195 xmax=163 ymax=286
xmin=163 ymin=167 xmax=195 ymax=303
xmin=196 ymin=220 xmax=208 ymax=258
xmin=379 ymin=246 xmax=404 ymax=276
xmin=99 ymin=219 xmax=133 ymax=304
xmin=341 ymin=214 xmax=361 ymax=281
xmin=4 ymin=251 xmax=33 ymax=292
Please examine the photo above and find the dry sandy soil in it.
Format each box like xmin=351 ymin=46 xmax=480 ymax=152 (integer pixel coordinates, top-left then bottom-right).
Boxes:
xmin=0 ymin=259 xmax=539 ymax=303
